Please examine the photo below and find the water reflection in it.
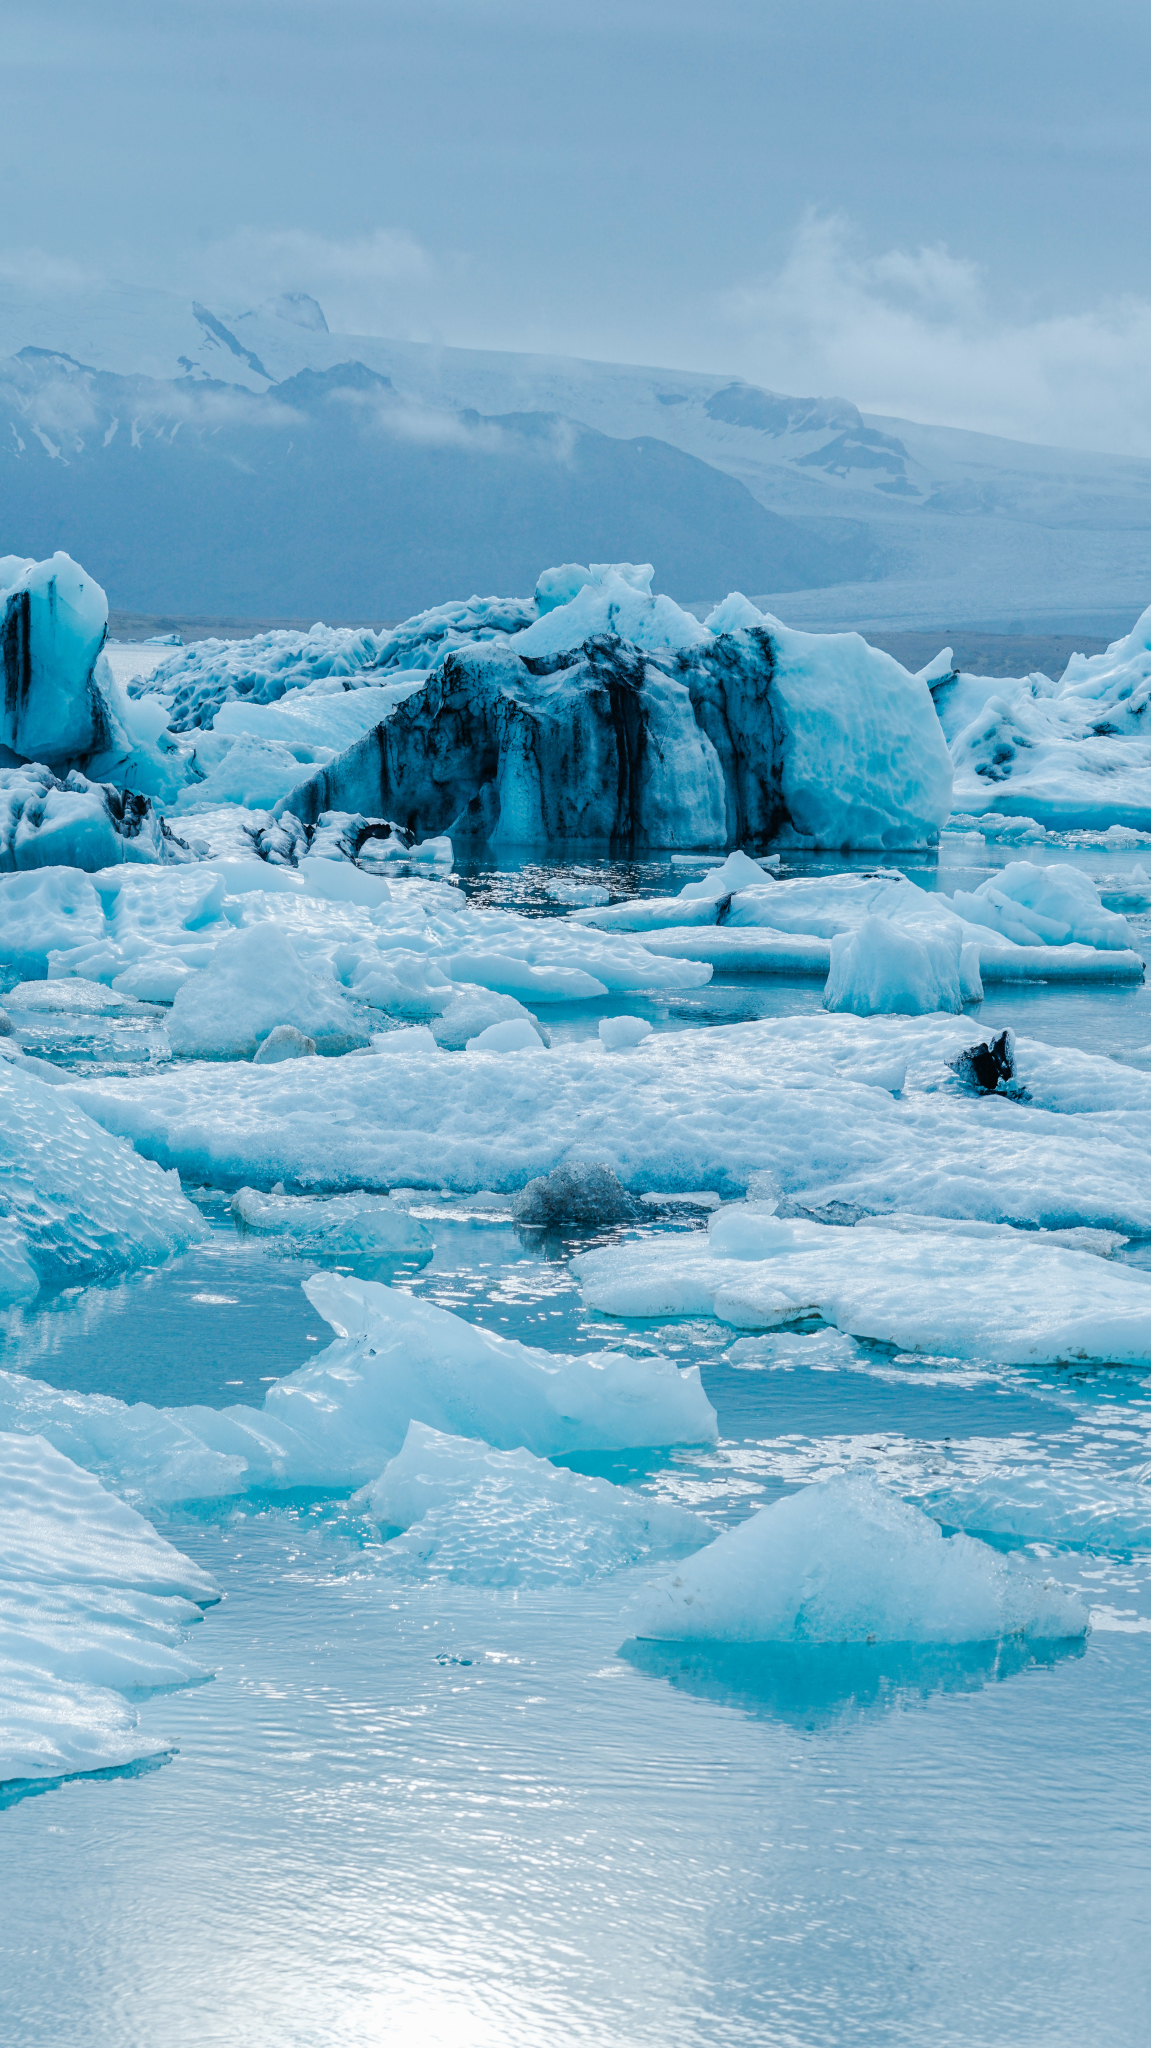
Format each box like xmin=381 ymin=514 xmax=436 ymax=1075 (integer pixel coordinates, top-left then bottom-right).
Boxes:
xmin=620 ymin=1630 xmax=1087 ymax=1729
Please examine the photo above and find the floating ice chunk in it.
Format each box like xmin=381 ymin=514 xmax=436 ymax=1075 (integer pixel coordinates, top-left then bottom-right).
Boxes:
xmin=447 ymin=950 xmax=608 ymax=1001
xmin=231 ymin=1186 xmax=433 ymax=1259
xmin=677 ymin=849 xmax=774 ymax=900
xmin=823 ymin=915 xmax=969 ymax=1016
xmin=628 ymin=1476 xmax=1088 ymax=1645
xmin=167 ymin=923 xmax=369 ymax=1060
xmin=252 ymin=1023 xmax=317 ymax=1063
xmin=431 ymin=987 xmax=541 ymax=1050
xmin=550 ymin=880 xmax=610 ymax=907
xmin=0 ymin=1278 xmax=716 ymax=1506
xmin=951 ymin=860 xmax=1132 ymax=951
xmin=513 ymin=1161 xmax=640 ymax=1229
xmin=465 ymin=1017 xmax=546 ymax=1053
xmin=291 ymin=1275 xmax=717 ymax=1462
xmin=111 ymin=958 xmax=195 ymax=1003
xmin=598 ymin=1015 xmax=653 ymax=1050
xmin=0 ymin=1431 xmax=218 ymax=1784
xmin=360 ymin=1421 xmax=705 ymax=1585
xmin=0 ymin=1062 xmax=203 ymax=1303
xmin=574 ymin=1207 xmax=1151 ymax=1364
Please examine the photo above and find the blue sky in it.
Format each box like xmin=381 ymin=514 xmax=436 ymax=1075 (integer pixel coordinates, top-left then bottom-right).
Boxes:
xmin=5 ymin=0 xmax=1151 ymax=449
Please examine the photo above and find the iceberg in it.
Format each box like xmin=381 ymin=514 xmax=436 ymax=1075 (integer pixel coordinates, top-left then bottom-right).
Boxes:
xmin=573 ymin=861 xmax=1143 ymax=986
xmin=0 ymin=1431 xmax=218 ymax=1785
xmin=0 ymin=1061 xmax=204 ymax=1304
xmin=231 ymin=1185 xmax=433 ymax=1260
xmin=278 ymin=566 xmax=952 ymax=852
xmin=823 ymin=914 xmax=981 ymax=1016
xmin=0 ymin=764 xmax=185 ymax=874
xmin=0 ymin=553 xmax=112 ymax=764
xmin=0 ymin=1275 xmax=717 ymax=1507
xmin=626 ymin=1475 xmax=1088 ymax=1645
xmin=937 ymin=607 xmax=1151 ymax=830
xmin=360 ymin=1421 xmax=704 ymax=1585
xmin=572 ymin=1201 xmax=1151 ymax=1364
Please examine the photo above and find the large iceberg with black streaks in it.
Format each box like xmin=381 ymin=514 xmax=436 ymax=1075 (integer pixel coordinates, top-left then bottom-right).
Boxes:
xmin=0 ymin=1431 xmax=218 ymax=1785
xmin=1 ymin=553 xmax=112 ymax=764
xmin=278 ymin=565 xmax=952 ymax=852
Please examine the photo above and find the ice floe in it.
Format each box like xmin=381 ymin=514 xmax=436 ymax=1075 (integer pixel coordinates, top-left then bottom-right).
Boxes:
xmin=573 ymin=1201 xmax=1151 ymax=1363
xmin=0 ymin=1276 xmax=717 ymax=1507
xmin=360 ymin=1421 xmax=704 ymax=1585
xmin=573 ymin=860 xmax=1143 ymax=987
xmin=0 ymin=1061 xmax=203 ymax=1304
xmin=627 ymin=1475 xmax=1089 ymax=1645
xmin=58 ymin=1014 xmax=1151 ymax=1234
xmin=0 ymin=858 xmax=711 ymax=1033
xmin=231 ymin=1185 xmax=434 ymax=1261
xmin=0 ymin=1431 xmax=217 ymax=1784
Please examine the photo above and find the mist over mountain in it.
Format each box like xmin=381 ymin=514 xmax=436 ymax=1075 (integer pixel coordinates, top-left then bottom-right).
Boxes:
xmin=3 ymin=282 xmax=1150 ymax=629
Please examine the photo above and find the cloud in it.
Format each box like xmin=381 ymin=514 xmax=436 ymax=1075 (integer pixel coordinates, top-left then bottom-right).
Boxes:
xmin=720 ymin=212 xmax=1151 ymax=457
xmin=197 ymin=227 xmax=436 ymax=336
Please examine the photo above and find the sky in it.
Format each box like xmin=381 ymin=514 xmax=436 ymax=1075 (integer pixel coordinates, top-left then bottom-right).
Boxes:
xmin=5 ymin=0 xmax=1151 ymax=453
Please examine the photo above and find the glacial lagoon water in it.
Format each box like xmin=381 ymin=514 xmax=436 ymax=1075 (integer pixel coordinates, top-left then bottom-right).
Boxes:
xmin=2 ymin=842 xmax=1151 ymax=2046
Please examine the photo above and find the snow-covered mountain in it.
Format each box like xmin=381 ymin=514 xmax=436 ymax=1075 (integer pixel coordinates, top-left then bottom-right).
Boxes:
xmin=3 ymin=280 xmax=1150 ymax=628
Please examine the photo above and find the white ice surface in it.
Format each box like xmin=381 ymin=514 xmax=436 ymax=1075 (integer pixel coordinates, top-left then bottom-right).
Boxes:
xmin=572 ymin=1203 xmax=1151 ymax=1364
xmin=0 ymin=1276 xmax=717 ymax=1508
xmin=361 ymin=1421 xmax=704 ymax=1586
xmin=627 ymin=1475 xmax=1088 ymax=1645
xmin=58 ymin=1013 xmax=1151 ymax=1234
xmin=0 ymin=1431 xmax=217 ymax=1783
